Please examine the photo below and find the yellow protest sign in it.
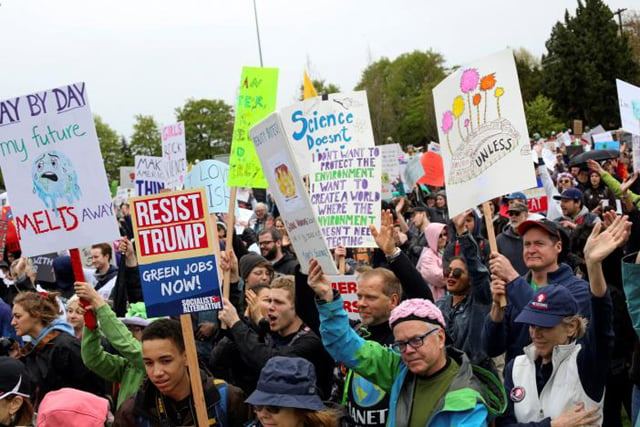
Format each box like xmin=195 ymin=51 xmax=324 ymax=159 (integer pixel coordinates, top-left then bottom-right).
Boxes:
xmin=228 ymin=67 xmax=279 ymax=188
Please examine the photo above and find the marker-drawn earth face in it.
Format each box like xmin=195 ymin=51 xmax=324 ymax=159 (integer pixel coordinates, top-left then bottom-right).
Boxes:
xmin=32 ymin=150 xmax=81 ymax=210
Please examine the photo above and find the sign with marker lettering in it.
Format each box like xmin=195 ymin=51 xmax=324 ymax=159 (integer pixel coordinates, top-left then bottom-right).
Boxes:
xmin=135 ymin=155 xmax=165 ymax=196
xmin=433 ymin=49 xmax=536 ymax=216
xmin=183 ymin=160 xmax=231 ymax=214
xmin=0 ymin=82 xmax=119 ymax=256
xmin=130 ymin=188 xmax=222 ymax=317
xmin=280 ymin=91 xmax=375 ymax=171
xmin=161 ymin=121 xmax=187 ymax=190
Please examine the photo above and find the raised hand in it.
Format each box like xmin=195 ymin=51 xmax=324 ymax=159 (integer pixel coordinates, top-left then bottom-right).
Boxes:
xmin=587 ymin=159 xmax=604 ymax=175
xmin=621 ymin=172 xmax=639 ymax=195
xmin=307 ymin=258 xmax=333 ymax=301
xmin=451 ymin=209 xmax=472 ymax=236
xmin=218 ymin=297 xmax=241 ymax=328
xmin=370 ymin=210 xmax=396 ymax=256
xmin=489 ymin=252 xmax=520 ymax=284
xmin=584 ymin=215 xmax=631 ymax=264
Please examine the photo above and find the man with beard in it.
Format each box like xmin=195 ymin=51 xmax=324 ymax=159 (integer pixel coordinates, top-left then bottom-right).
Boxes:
xmin=257 ymin=228 xmax=298 ymax=275
xmin=553 ymin=188 xmax=600 ymax=236
xmin=496 ymin=202 xmax=529 ymax=275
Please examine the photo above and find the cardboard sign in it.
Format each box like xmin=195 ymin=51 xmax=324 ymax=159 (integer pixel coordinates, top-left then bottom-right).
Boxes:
xmin=573 ymin=119 xmax=583 ymax=136
xmin=616 ymin=79 xmax=640 ymax=136
xmin=250 ymin=113 xmax=338 ymax=275
xmin=309 ymin=146 xmax=381 ymax=248
xmin=418 ymin=151 xmax=444 ymax=187
xmin=184 ymin=160 xmax=231 ymax=214
xmin=135 ymin=155 xmax=165 ymax=196
xmin=330 ymin=275 xmax=359 ymax=321
xmin=0 ymin=82 xmax=119 ymax=256
xmin=31 ymin=252 xmax=58 ymax=283
xmin=130 ymin=189 xmax=222 ymax=317
xmin=228 ymin=67 xmax=279 ymax=188
xmin=433 ymin=49 xmax=536 ymax=216
xmin=280 ymin=91 xmax=375 ymax=171
xmin=120 ymin=166 xmax=135 ymax=189
xmin=161 ymin=121 xmax=187 ymax=190
xmin=380 ymin=144 xmax=401 ymax=200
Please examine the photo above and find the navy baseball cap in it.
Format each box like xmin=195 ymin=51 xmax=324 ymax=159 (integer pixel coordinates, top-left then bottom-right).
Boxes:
xmin=515 ymin=284 xmax=579 ymax=327
xmin=553 ymin=188 xmax=583 ymax=202
xmin=505 ymin=192 xmax=527 ymax=201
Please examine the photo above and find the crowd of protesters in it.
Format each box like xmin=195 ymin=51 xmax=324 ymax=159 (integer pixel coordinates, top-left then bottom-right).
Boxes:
xmin=0 ymin=134 xmax=638 ymax=426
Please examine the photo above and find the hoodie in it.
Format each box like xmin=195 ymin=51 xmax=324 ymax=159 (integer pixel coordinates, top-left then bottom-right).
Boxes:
xmin=416 ymin=223 xmax=447 ymax=301
xmin=555 ymin=205 xmax=600 ymax=235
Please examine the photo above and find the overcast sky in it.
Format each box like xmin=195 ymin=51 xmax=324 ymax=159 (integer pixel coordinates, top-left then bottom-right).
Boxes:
xmin=0 ymin=0 xmax=637 ymax=138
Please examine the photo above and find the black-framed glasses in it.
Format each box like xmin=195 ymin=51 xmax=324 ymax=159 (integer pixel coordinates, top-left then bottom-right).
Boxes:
xmin=443 ymin=267 xmax=464 ymax=278
xmin=258 ymin=240 xmax=275 ymax=247
xmin=391 ymin=328 xmax=439 ymax=353
xmin=253 ymin=405 xmax=281 ymax=414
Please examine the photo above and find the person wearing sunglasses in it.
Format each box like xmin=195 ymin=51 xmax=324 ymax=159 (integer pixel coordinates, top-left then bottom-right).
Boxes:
xmin=307 ymin=258 xmax=507 ymax=426
xmin=245 ymin=356 xmax=342 ymax=427
xmin=437 ymin=210 xmax=494 ymax=370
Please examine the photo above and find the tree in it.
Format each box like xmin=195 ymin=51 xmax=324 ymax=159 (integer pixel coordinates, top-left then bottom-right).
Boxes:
xmin=175 ymin=99 xmax=234 ymax=161
xmin=129 ymin=115 xmax=161 ymax=157
xmin=297 ymin=78 xmax=340 ymax=100
xmin=623 ymin=10 xmax=640 ymax=83
xmin=513 ymin=47 xmax=543 ymax=104
xmin=541 ymin=0 xmax=640 ymax=127
xmin=94 ymin=115 xmax=123 ymax=181
xmin=120 ymin=136 xmax=133 ymax=166
xmin=525 ymin=94 xmax=565 ymax=137
xmin=356 ymin=50 xmax=447 ymax=147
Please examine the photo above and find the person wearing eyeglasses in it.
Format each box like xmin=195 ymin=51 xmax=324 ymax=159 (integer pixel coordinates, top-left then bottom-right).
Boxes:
xmin=257 ymin=228 xmax=298 ymax=276
xmin=437 ymin=210 xmax=494 ymax=371
xmin=245 ymin=356 xmax=342 ymax=427
xmin=307 ymin=258 xmax=507 ymax=426
xmin=0 ymin=357 xmax=34 ymax=427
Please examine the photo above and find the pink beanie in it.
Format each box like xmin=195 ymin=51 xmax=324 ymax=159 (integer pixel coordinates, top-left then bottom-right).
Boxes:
xmin=37 ymin=388 xmax=111 ymax=427
xmin=389 ymin=298 xmax=446 ymax=328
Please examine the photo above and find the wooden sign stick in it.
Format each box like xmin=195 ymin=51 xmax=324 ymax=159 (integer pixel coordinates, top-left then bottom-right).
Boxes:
xmin=179 ymin=315 xmax=209 ymax=427
xmin=223 ymin=187 xmax=238 ymax=300
xmin=481 ymin=201 xmax=506 ymax=307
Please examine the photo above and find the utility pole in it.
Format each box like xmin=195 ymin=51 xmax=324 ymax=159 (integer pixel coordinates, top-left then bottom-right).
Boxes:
xmin=613 ymin=8 xmax=627 ymax=35
xmin=253 ymin=0 xmax=264 ymax=67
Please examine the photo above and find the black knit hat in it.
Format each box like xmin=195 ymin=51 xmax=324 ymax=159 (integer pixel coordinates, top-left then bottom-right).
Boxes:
xmin=239 ymin=253 xmax=270 ymax=281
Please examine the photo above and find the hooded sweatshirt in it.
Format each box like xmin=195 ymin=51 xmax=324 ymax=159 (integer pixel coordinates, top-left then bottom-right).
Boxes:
xmin=416 ymin=223 xmax=447 ymax=302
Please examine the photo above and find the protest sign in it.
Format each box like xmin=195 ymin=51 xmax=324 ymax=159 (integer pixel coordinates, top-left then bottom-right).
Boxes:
xmin=31 ymin=252 xmax=58 ymax=283
xmin=250 ymin=113 xmax=338 ymax=275
xmin=401 ymin=155 xmax=423 ymax=189
xmin=330 ymin=275 xmax=359 ymax=321
xmin=280 ymin=91 xmax=375 ymax=171
xmin=594 ymin=141 xmax=620 ymax=151
xmin=120 ymin=166 xmax=135 ymax=189
xmin=0 ymin=207 xmax=12 ymax=256
xmin=161 ymin=121 xmax=187 ymax=190
xmin=418 ymin=151 xmax=444 ymax=187
xmin=135 ymin=155 xmax=165 ymax=196
xmin=184 ymin=160 xmax=231 ymax=214
xmin=428 ymin=142 xmax=441 ymax=153
xmin=228 ymin=67 xmax=279 ymax=188
xmin=573 ymin=120 xmax=583 ymax=135
xmin=130 ymin=189 xmax=222 ymax=317
xmin=310 ymin=146 xmax=381 ymax=248
xmin=433 ymin=49 xmax=536 ymax=216
xmin=0 ymin=82 xmax=119 ymax=256
xmin=633 ymin=135 xmax=640 ymax=173
xmin=380 ymin=144 xmax=401 ymax=200
xmin=616 ymin=79 xmax=640 ymax=136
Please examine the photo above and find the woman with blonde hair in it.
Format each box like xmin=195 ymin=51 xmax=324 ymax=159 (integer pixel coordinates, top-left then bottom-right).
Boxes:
xmin=11 ymin=291 xmax=103 ymax=407
xmin=65 ymin=295 xmax=85 ymax=338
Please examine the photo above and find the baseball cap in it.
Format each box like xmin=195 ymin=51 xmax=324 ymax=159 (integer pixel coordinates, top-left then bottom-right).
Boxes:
xmin=515 ymin=284 xmax=578 ymax=327
xmin=517 ymin=219 xmax=561 ymax=239
xmin=507 ymin=202 xmax=528 ymax=214
xmin=505 ymin=192 xmax=527 ymax=201
xmin=0 ymin=357 xmax=31 ymax=400
xmin=553 ymin=188 xmax=583 ymax=202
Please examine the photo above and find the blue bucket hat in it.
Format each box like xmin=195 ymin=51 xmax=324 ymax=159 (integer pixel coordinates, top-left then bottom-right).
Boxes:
xmin=245 ymin=356 xmax=324 ymax=411
xmin=515 ymin=284 xmax=578 ymax=328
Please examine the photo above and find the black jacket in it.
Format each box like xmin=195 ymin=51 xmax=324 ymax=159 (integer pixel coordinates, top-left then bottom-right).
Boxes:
xmin=272 ymin=251 xmax=298 ymax=276
xmin=496 ymin=225 xmax=527 ymax=276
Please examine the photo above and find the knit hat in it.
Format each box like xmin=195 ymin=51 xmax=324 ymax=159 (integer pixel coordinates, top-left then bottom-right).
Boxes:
xmin=389 ymin=298 xmax=446 ymax=329
xmin=37 ymin=388 xmax=111 ymax=427
xmin=239 ymin=253 xmax=269 ymax=281
xmin=245 ymin=356 xmax=324 ymax=411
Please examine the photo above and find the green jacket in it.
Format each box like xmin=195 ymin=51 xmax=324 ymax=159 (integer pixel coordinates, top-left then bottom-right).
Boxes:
xmin=81 ymin=304 xmax=145 ymax=408
xmin=601 ymin=171 xmax=640 ymax=208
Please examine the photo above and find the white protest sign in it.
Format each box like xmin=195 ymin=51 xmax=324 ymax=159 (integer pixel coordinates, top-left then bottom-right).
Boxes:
xmin=433 ymin=49 xmax=536 ymax=216
xmin=0 ymin=82 xmax=119 ymax=256
xmin=428 ymin=142 xmax=441 ymax=153
xmin=184 ymin=160 xmax=231 ymax=214
xmin=250 ymin=113 xmax=338 ymax=274
xmin=135 ymin=155 xmax=165 ymax=196
xmin=633 ymin=134 xmax=640 ymax=173
xmin=161 ymin=121 xmax=187 ymax=190
xmin=592 ymin=132 xmax=614 ymax=144
xmin=120 ymin=166 xmax=135 ymax=189
xmin=280 ymin=91 xmax=375 ymax=171
xmin=616 ymin=79 xmax=640 ymax=136
xmin=330 ymin=275 xmax=359 ymax=321
xmin=380 ymin=144 xmax=401 ymax=200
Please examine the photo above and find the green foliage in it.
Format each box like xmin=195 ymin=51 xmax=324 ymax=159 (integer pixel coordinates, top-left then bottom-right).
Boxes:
xmin=355 ymin=50 xmax=447 ymax=147
xmin=298 ymin=78 xmax=340 ymax=100
xmin=94 ymin=115 xmax=123 ymax=181
xmin=120 ymin=136 xmax=133 ymax=167
xmin=542 ymin=0 xmax=640 ymax=126
xmin=525 ymin=94 xmax=565 ymax=137
xmin=129 ymin=115 xmax=161 ymax=157
xmin=513 ymin=47 xmax=543 ymax=104
xmin=175 ymin=99 xmax=234 ymax=162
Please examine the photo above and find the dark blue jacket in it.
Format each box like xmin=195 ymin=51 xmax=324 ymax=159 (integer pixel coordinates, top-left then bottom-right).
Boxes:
xmin=481 ymin=264 xmax=591 ymax=363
